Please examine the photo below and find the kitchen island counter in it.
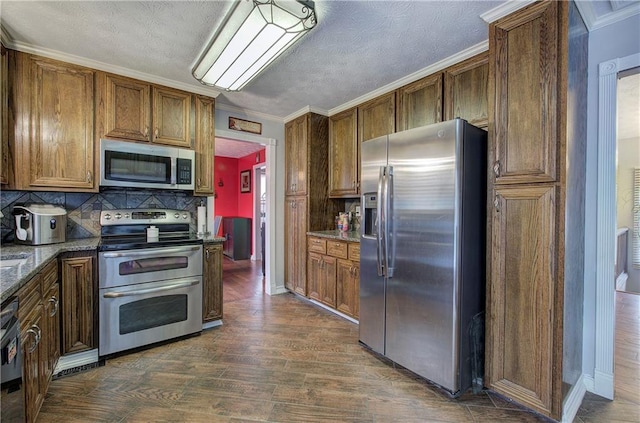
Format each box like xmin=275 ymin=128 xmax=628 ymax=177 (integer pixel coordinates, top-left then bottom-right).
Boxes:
xmin=0 ymin=238 xmax=100 ymax=303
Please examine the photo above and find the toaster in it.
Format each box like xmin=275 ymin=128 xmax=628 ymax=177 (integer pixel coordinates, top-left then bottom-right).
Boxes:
xmin=13 ymin=204 xmax=67 ymax=245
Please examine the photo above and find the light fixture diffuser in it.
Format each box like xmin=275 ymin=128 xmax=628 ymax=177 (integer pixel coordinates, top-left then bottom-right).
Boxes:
xmin=193 ymin=0 xmax=317 ymax=91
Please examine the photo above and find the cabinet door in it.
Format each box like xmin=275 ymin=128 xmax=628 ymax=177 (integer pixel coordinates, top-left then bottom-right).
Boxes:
xmin=396 ymin=73 xmax=442 ymax=131
xmin=21 ymin=302 xmax=44 ymax=423
xmin=285 ymin=196 xmax=308 ymax=295
xmin=490 ymin=1 xmax=558 ymax=185
xmin=18 ymin=54 xmax=95 ymax=190
xmin=103 ymin=74 xmax=151 ymax=141
xmin=285 ymin=120 xmax=298 ymax=196
xmin=329 ymin=108 xmax=359 ymax=197
xmin=487 ymin=184 xmax=558 ymax=418
xmin=203 ymin=244 xmax=223 ymax=322
xmin=1 ymin=44 xmax=8 ymax=185
xmin=194 ymin=95 xmax=215 ymax=195
xmin=152 ymin=86 xmax=191 ymax=147
xmin=41 ymin=260 xmax=60 ymax=388
xmin=444 ymin=52 xmax=488 ymax=128
xmin=359 ymin=92 xmax=395 ymax=143
xmin=337 ymin=259 xmax=359 ymax=318
xmin=307 ymin=251 xmax=323 ymax=302
xmin=320 ymin=255 xmax=337 ymax=308
xmin=61 ymin=255 xmax=95 ymax=354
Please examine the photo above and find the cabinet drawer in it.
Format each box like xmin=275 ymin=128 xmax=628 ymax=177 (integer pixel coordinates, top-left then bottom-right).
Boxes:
xmin=308 ymin=237 xmax=327 ymax=254
xmin=327 ymin=240 xmax=348 ymax=259
xmin=348 ymin=243 xmax=360 ymax=261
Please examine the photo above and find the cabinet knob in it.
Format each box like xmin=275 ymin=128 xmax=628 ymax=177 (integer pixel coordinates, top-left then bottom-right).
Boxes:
xmin=86 ymin=171 xmax=92 ymax=184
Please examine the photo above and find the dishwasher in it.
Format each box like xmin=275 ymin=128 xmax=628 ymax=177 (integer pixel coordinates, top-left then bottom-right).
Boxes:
xmin=1 ymin=297 xmax=24 ymax=421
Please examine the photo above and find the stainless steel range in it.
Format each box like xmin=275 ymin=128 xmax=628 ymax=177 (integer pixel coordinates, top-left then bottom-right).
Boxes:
xmin=98 ymin=209 xmax=203 ymax=356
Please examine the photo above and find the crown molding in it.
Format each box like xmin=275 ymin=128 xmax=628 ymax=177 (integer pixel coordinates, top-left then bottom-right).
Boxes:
xmin=1 ymin=25 xmax=12 ymax=46
xmin=4 ymin=39 xmax=222 ymax=98
xmin=215 ymin=102 xmax=284 ymax=123
xmin=328 ymin=40 xmax=488 ymax=117
xmin=576 ymin=0 xmax=640 ymax=31
xmin=480 ymin=0 xmax=537 ymax=23
xmin=283 ymin=105 xmax=329 ymax=123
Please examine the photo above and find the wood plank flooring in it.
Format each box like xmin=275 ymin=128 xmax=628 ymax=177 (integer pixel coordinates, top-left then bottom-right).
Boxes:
xmin=35 ymin=260 xmax=639 ymax=422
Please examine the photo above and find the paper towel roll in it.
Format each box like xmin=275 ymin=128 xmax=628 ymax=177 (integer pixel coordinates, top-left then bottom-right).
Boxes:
xmin=197 ymin=206 xmax=206 ymax=235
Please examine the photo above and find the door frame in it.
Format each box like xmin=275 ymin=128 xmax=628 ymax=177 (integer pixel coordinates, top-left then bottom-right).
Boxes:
xmin=593 ymin=52 xmax=640 ymax=399
xmin=252 ymin=163 xmax=266 ymax=262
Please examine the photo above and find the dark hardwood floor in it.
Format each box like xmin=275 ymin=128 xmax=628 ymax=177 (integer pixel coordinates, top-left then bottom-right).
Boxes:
xmin=35 ymin=260 xmax=639 ymax=422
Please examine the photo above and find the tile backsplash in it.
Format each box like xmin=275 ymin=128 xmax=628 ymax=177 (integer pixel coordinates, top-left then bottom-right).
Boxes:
xmin=0 ymin=189 xmax=206 ymax=243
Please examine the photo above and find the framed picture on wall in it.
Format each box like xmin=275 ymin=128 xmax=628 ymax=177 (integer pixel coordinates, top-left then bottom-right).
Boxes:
xmin=240 ymin=170 xmax=251 ymax=193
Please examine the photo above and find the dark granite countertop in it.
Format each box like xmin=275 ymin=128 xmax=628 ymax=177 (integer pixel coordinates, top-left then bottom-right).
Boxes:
xmin=307 ymin=230 xmax=360 ymax=242
xmin=0 ymin=238 xmax=100 ymax=303
xmin=200 ymin=234 xmax=226 ymax=244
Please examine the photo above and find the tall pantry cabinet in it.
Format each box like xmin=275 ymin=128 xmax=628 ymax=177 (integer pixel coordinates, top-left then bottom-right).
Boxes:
xmin=485 ymin=1 xmax=588 ymax=421
xmin=284 ymin=113 xmax=343 ymax=295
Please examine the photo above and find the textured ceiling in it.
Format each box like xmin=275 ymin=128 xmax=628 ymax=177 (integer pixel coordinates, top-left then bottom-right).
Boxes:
xmin=215 ymin=137 xmax=265 ymax=158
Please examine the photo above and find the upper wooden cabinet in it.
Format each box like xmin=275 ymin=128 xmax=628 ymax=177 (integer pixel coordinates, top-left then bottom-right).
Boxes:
xmin=12 ymin=52 xmax=95 ymax=191
xmin=444 ymin=52 xmax=489 ymax=128
xmin=194 ymin=95 xmax=215 ymax=195
xmin=285 ymin=115 xmax=308 ymax=195
xmin=358 ymin=92 xmax=395 ymax=143
xmin=328 ymin=107 xmax=358 ymax=198
xmin=396 ymin=72 xmax=442 ymax=131
xmin=152 ymin=86 xmax=192 ymax=148
xmin=490 ymin=2 xmax=558 ymax=185
xmin=97 ymin=72 xmax=193 ymax=148
xmin=102 ymin=74 xmax=151 ymax=142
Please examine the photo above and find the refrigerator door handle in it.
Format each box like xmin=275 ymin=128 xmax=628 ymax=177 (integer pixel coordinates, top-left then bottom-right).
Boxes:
xmin=377 ymin=165 xmax=385 ymax=277
xmin=386 ymin=166 xmax=395 ymax=278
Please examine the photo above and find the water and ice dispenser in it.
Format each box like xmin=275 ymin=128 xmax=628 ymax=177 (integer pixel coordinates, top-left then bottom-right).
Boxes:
xmin=363 ymin=193 xmax=378 ymax=237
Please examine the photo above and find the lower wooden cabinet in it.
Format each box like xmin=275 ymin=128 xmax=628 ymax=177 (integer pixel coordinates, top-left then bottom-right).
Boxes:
xmin=59 ymin=252 xmax=96 ymax=355
xmin=285 ymin=196 xmax=308 ymax=295
xmin=307 ymin=236 xmax=360 ymax=318
xmin=203 ymin=243 xmax=223 ymax=322
xmin=17 ymin=259 xmax=59 ymax=423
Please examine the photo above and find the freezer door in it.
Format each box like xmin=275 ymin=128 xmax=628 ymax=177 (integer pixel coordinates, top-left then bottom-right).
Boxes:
xmin=384 ymin=120 xmax=461 ymax=391
xmin=359 ymin=135 xmax=388 ymax=354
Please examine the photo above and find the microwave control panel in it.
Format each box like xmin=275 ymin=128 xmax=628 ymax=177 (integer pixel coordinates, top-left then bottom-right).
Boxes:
xmin=177 ymin=158 xmax=192 ymax=184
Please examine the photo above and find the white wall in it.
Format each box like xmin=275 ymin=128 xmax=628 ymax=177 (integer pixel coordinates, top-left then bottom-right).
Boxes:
xmin=616 ymin=135 xmax=640 ymax=291
xmin=583 ymin=13 xmax=640 ymax=378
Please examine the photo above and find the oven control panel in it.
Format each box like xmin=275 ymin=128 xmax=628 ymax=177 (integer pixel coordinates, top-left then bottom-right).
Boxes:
xmin=100 ymin=209 xmax=191 ymax=225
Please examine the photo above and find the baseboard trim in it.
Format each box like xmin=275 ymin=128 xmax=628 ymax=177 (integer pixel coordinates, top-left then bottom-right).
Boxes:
xmin=307 ymin=298 xmax=359 ymax=324
xmin=583 ymin=374 xmax=595 ymax=392
xmin=562 ymin=374 xmax=587 ymax=423
xmin=202 ymin=320 xmax=223 ymax=330
xmin=54 ymin=349 xmax=99 ymax=374
xmin=593 ymin=369 xmax=615 ymax=399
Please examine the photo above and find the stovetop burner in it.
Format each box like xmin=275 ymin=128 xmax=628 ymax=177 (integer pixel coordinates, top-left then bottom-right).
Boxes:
xmin=98 ymin=208 xmax=203 ymax=251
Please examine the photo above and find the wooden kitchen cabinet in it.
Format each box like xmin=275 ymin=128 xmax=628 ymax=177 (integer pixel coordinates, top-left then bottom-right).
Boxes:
xmin=152 ymin=86 xmax=192 ymax=148
xmin=307 ymin=252 xmax=324 ymax=303
xmin=328 ymin=107 xmax=359 ymax=198
xmin=96 ymin=72 xmax=193 ymax=148
xmin=396 ymin=72 xmax=442 ymax=131
xmin=1 ymin=43 xmax=9 ymax=185
xmin=285 ymin=196 xmax=308 ymax=295
xmin=17 ymin=259 xmax=59 ymax=423
xmin=284 ymin=112 xmax=344 ymax=297
xmin=358 ymin=92 xmax=395 ymax=143
xmin=443 ymin=52 xmax=488 ymax=128
xmin=12 ymin=52 xmax=95 ymax=191
xmin=60 ymin=252 xmax=96 ymax=355
xmin=203 ymin=243 xmax=223 ymax=322
xmin=485 ymin=1 xmax=588 ymax=420
xmin=101 ymin=73 xmax=151 ymax=142
xmin=336 ymin=258 xmax=359 ymax=318
xmin=194 ymin=95 xmax=215 ymax=195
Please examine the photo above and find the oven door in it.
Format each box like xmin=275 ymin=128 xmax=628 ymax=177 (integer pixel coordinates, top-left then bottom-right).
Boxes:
xmin=99 ymin=245 xmax=202 ymax=288
xmin=99 ymin=276 xmax=202 ymax=356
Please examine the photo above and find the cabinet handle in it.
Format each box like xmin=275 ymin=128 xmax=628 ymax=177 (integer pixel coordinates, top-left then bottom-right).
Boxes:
xmin=493 ymin=161 xmax=500 ymax=178
xmin=144 ymin=126 xmax=150 ymax=137
xmin=49 ymin=296 xmax=59 ymax=317
xmin=26 ymin=325 xmax=41 ymax=353
xmin=206 ymin=248 xmax=210 ymax=259
xmin=197 ymin=178 xmax=201 ymax=188
xmin=154 ymin=128 xmax=159 ymax=138
xmin=352 ymin=181 xmax=356 ymax=188
xmin=86 ymin=171 xmax=92 ymax=183
xmin=494 ymin=195 xmax=500 ymax=213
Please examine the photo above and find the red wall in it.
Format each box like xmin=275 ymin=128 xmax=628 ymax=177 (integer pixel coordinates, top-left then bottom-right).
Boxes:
xmin=213 ymin=149 xmax=266 ymax=244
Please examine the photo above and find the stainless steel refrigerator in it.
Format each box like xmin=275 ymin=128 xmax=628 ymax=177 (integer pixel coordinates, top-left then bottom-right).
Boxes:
xmin=359 ymin=118 xmax=486 ymax=396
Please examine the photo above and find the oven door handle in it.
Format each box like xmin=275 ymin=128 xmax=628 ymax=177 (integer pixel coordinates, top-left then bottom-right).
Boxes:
xmin=102 ymin=279 xmax=200 ymax=298
xmin=102 ymin=246 xmax=201 ymax=258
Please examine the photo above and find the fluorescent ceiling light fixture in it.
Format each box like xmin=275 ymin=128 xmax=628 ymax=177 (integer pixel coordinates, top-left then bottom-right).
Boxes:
xmin=193 ymin=0 xmax=317 ymax=91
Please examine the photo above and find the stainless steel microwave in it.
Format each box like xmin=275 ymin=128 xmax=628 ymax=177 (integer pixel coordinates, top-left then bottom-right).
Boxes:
xmin=100 ymin=139 xmax=195 ymax=190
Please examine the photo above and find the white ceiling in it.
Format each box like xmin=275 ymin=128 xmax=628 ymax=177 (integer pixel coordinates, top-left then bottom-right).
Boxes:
xmin=215 ymin=137 xmax=264 ymax=158
xmin=1 ymin=0 xmax=638 ymax=141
